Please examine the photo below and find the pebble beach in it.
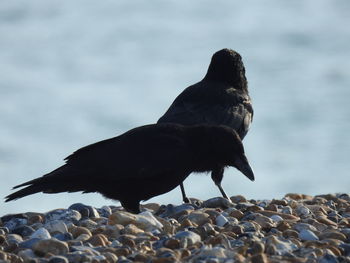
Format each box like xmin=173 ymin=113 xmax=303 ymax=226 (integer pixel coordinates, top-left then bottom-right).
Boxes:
xmin=1 ymin=193 xmax=350 ymax=263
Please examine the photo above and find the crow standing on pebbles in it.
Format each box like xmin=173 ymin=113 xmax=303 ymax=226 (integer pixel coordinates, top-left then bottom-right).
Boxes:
xmin=158 ymin=49 xmax=254 ymax=203
xmin=5 ymin=124 xmax=254 ymax=214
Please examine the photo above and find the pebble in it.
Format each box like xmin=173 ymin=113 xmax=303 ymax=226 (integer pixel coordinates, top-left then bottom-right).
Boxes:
xmin=299 ymin=229 xmax=319 ymax=241
xmin=33 ymin=239 xmax=69 ymax=255
xmin=45 ymin=220 xmax=68 ymax=234
xmin=1 ymin=194 xmax=350 ymax=262
xmin=174 ymin=231 xmax=201 ymax=247
xmin=45 ymin=209 xmax=81 ymax=224
xmin=30 ymin=227 xmax=51 ymax=239
xmin=215 ymin=214 xmax=229 ymax=227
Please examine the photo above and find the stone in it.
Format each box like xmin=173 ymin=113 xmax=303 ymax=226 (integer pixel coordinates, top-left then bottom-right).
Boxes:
xmin=4 ymin=218 xmax=28 ymax=231
xmin=123 ymin=224 xmax=144 ymax=235
xmin=87 ymin=234 xmax=109 ymax=246
xmin=265 ymin=236 xmax=298 ymax=255
xmin=52 ymin=232 xmax=73 ymax=241
xmin=203 ymin=197 xmax=233 ymax=209
xmin=6 ymin=234 xmax=23 ymax=244
xmin=230 ymin=195 xmax=247 ymax=203
xmin=33 ymin=239 xmax=69 ymax=255
xmin=30 ymin=227 xmax=51 ymax=239
xmin=17 ymin=248 xmax=37 ymax=262
xmin=19 ymin=238 xmax=41 ymax=249
xmin=174 ymin=231 xmax=201 ymax=247
xmin=45 ymin=209 xmax=81 ymax=224
xmin=164 ymin=238 xmax=180 ymax=249
xmin=299 ymin=229 xmax=319 ymax=241
xmin=254 ymin=214 xmax=276 ymax=229
xmin=158 ymin=204 xmax=195 ymax=218
xmin=12 ymin=225 xmax=35 ymax=237
xmin=45 ymin=220 xmax=68 ymax=234
xmin=319 ymin=231 xmax=347 ymax=241
xmin=215 ymin=214 xmax=229 ymax=227
xmin=294 ymin=223 xmax=318 ymax=232
xmin=98 ymin=206 xmax=112 ymax=218
xmin=109 ymin=211 xmax=162 ymax=231
xmin=270 ymin=215 xmax=284 ymax=223
xmin=69 ymin=226 xmax=92 ymax=238
xmin=186 ymin=211 xmax=210 ymax=226
xmin=78 ymin=219 xmax=98 ymax=229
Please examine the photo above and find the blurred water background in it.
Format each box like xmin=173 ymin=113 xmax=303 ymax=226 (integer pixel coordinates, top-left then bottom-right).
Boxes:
xmin=1 ymin=0 xmax=350 ymax=214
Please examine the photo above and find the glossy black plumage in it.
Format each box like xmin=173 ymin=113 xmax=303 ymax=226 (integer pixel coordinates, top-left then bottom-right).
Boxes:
xmin=158 ymin=49 xmax=254 ymax=202
xmin=5 ymin=124 xmax=254 ymax=213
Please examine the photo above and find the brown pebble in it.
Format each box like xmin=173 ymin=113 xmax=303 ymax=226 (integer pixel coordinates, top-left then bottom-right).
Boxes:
xmin=134 ymin=253 xmax=151 ymax=262
xmin=230 ymin=195 xmax=247 ymax=203
xmin=265 ymin=204 xmax=278 ymax=212
xmin=27 ymin=214 xmax=44 ymax=225
xmin=316 ymin=216 xmax=338 ymax=226
xmin=250 ymin=253 xmax=269 ymax=263
xmin=277 ymin=221 xmax=290 ymax=231
xmin=164 ymin=238 xmax=180 ymax=249
xmin=319 ymin=231 xmax=347 ymax=241
xmin=225 ymin=224 xmax=244 ymax=235
xmin=114 ymin=247 xmax=130 ymax=257
xmin=70 ymin=226 xmax=92 ymax=238
xmin=87 ymin=234 xmax=109 ymax=246
xmin=229 ymin=210 xmax=244 ymax=220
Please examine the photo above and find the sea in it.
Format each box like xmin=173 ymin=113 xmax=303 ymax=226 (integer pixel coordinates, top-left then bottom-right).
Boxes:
xmin=1 ymin=0 xmax=350 ymax=214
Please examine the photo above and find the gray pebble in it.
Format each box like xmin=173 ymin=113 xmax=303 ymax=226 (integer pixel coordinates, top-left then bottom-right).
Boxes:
xmin=30 ymin=227 xmax=51 ymax=239
xmin=299 ymin=229 xmax=319 ymax=241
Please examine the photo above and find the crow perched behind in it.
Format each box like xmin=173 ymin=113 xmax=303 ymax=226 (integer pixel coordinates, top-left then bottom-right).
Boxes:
xmin=5 ymin=124 xmax=254 ymax=213
xmin=158 ymin=49 xmax=253 ymax=202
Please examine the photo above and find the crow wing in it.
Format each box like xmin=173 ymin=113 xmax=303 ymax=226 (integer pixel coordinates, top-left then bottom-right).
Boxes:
xmin=158 ymin=81 xmax=253 ymax=139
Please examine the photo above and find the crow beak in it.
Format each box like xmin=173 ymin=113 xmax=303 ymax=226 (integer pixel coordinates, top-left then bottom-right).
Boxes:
xmin=234 ymin=155 xmax=255 ymax=181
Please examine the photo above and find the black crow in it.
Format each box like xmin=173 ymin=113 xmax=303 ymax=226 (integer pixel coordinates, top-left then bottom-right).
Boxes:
xmin=158 ymin=49 xmax=253 ymax=203
xmin=5 ymin=124 xmax=254 ymax=213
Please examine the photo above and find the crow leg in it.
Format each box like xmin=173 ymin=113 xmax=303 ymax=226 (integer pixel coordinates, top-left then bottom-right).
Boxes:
xmin=211 ymin=166 xmax=231 ymax=201
xmin=120 ymin=199 xmax=141 ymax=214
xmin=180 ymin=183 xmax=190 ymax=203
